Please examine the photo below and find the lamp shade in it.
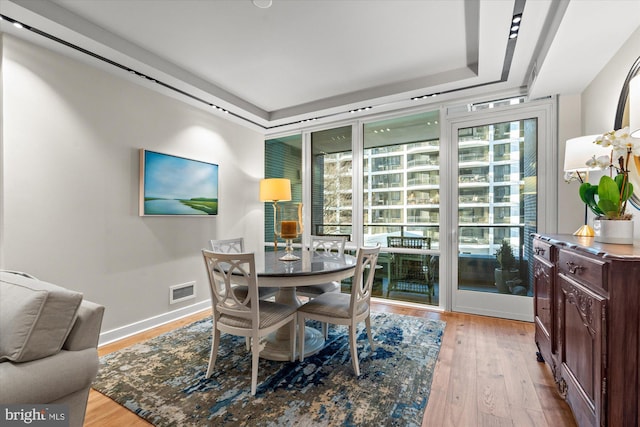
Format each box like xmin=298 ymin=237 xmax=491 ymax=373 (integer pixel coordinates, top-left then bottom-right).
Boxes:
xmin=564 ymin=135 xmax=611 ymax=172
xmin=259 ymin=178 xmax=291 ymax=202
xmin=630 ymin=75 xmax=640 ymax=138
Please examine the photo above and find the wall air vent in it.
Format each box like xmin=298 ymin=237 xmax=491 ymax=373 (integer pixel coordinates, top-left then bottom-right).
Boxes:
xmin=169 ymin=281 xmax=196 ymax=304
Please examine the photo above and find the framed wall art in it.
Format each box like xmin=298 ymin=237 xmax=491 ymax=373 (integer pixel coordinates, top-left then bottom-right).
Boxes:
xmin=139 ymin=149 xmax=219 ymax=216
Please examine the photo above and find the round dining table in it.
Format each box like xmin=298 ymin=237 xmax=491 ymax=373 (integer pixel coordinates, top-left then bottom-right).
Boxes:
xmin=254 ymin=249 xmax=358 ymax=361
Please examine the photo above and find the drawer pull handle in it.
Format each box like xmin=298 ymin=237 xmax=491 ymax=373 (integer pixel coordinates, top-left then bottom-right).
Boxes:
xmin=566 ymin=261 xmax=584 ymax=274
xmin=535 ymin=247 xmax=545 ymax=255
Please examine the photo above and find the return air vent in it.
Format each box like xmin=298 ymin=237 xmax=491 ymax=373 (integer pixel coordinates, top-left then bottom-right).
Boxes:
xmin=169 ymin=281 xmax=196 ymax=304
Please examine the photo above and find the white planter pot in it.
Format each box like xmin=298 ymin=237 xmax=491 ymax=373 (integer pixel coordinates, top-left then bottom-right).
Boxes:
xmin=593 ymin=219 xmax=634 ymax=244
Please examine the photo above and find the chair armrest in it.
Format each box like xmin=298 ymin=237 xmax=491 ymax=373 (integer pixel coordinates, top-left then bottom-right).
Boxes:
xmin=63 ymin=300 xmax=105 ymax=351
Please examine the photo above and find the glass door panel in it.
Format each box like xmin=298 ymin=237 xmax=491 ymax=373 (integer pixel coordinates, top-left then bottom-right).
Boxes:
xmin=453 ymin=118 xmax=537 ymax=321
xmin=311 ymin=126 xmax=353 ymax=238
xmin=264 ymin=134 xmax=303 ymax=250
xmin=362 ymin=111 xmax=440 ymax=306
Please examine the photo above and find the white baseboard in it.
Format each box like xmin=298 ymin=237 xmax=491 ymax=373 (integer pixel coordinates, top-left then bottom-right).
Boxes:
xmin=98 ymin=300 xmax=210 ymax=347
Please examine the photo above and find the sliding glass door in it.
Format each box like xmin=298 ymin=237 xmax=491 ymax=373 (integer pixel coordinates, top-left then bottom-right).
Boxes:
xmin=448 ymin=104 xmax=550 ymax=321
xmin=304 ymin=112 xmax=441 ymax=306
xmin=265 ymin=99 xmax=555 ymax=320
xmin=362 ymin=112 xmax=440 ymax=306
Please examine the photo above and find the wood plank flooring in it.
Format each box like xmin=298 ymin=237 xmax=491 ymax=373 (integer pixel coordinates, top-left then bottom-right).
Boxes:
xmin=84 ymin=301 xmax=576 ymax=426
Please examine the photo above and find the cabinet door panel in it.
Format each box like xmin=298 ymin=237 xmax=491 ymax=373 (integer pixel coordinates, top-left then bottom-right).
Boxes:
xmin=559 ymin=273 xmax=606 ymax=427
xmin=564 ymin=294 xmax=595 ymax=399
xmin=534 ymin=256 xmax=554 ymax=366
xmin=534 ymin=258 xmax=553 ymax=338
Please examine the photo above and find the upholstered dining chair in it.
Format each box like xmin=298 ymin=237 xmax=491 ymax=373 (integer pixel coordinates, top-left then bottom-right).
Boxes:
xmin=210 ymin=237 xmax=278 ymax=300
xmin=297 ymin=245 xmax=380 ymax=376
xmin=202 ymin=250 xmax=297 ymax=396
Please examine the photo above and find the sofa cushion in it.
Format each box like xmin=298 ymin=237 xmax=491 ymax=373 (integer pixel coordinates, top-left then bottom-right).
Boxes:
xmin=0 ymin=348 xmax=99 ymax=404
xmin=0 ymin=272 xmax=83 ymax=363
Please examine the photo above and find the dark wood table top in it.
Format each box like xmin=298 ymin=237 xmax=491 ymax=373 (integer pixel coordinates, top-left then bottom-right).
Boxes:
xmin=257 ymin=250 xmax=357 ymax=277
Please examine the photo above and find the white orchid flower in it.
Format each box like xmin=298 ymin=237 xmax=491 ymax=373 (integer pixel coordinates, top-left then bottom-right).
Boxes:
xmin=585 ymin=155 xmax=609 ymax=170
xmin=594 ymin=134 xmax=611 ymax=147
xmin=595 ymin=155 xmax=611 ymax=169
xmin=580 ymin=127 xmax=636 ymax=219
xmin=612 ymin=147 xmax=628 ymax=160
xmin=564 ymin=171 xmax=580 ymax=183
xmin=614 ymin=126 xmax=630 ymax=140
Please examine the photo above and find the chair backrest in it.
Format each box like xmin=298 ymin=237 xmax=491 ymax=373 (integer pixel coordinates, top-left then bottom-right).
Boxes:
xmin=310 ymin=235 xmax=347 ymax=255
xmin=210 ymin=237 xmax=245 ymax=253
xmin=349 ymin=246 xmax=381 ymax=315
xmin=387 ymin=236 xmax=431 ymax=282
xmin=202 ymin=250 xmax=258 ymax=324
xmin=387 ymin=236 xmax=431 ymax=250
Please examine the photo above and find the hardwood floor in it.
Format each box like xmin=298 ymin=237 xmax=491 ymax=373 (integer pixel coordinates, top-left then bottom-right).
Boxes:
xmin=84 ymin=301 xmax=576 ymax=427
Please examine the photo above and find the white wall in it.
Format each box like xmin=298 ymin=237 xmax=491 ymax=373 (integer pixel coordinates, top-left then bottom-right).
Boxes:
xmin=0 ymin=35 xmax=265 ymax=338
xmin=556 ymin=27 xmax=640 ymax=235
xmin=583 ymin=27 xmax=640 ymax=134
xmin=557 ymin=93 xmax=583 ymax=234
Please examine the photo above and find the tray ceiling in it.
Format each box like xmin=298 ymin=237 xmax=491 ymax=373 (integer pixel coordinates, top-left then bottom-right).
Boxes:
xmin=1 ymin=0 xmax=638 ymax=131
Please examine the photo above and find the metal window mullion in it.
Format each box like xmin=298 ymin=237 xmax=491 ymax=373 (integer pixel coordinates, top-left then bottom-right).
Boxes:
xmin=440 ymin=105 xmax=455 ymax=311
xmin=302 ymin=130 xmax=312 ymax=248
xmin=351 ymin=122 xmax=364 ymax=248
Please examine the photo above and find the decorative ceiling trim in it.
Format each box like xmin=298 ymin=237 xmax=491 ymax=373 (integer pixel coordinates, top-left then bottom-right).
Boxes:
xmin=0 ymin=0 xmax=525 ymax=131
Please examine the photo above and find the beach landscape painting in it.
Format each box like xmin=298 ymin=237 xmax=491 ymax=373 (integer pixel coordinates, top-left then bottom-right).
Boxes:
xmin=140 ymin=149 xmax=219 ymax=216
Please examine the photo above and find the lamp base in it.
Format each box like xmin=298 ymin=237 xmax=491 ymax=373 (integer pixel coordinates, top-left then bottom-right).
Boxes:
xmin=573 ymin=224 xmax=595 ymax=237
xmin=278 ymin=238 xmax=300 ymax=261
xmin=279 ymin=253 xmax=300 ymax=261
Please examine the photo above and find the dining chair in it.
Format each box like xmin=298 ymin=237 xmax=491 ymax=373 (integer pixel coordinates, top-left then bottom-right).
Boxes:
xmin=386 ymin=236 xmax=435 ymax=302
xmin=210 ymin=237 xmax=278 ymax=300
xmin=296 ymin=235 xmax=348 ymax=298
xmin=297 ymin=245 xmax=380 ymax=376
xmin=202 ymin=250 xmax=297 ymax=396
xmin=210 ymin=238 xmax=279 ymax=352
xmin=296 ymin=235 xmax=348 ymax=338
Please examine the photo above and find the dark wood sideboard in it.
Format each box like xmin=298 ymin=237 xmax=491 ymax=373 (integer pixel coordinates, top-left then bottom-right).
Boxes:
xmin=532 ymin=233 xmax=640 ymax=427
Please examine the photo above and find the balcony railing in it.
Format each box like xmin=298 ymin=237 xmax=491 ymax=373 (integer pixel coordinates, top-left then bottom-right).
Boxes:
xmin=407 ymin=176 xmax=439 ymax=186
xmin=458 ymin=153 xmax=489 ymax=163
xmin=459 ymin=194 xmax=490 ymax=203
xmin=406 ymin=158 xmax=439 ymax=168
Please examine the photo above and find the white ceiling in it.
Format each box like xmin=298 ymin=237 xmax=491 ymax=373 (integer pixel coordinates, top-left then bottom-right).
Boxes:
xmin=1 ymin=0 xmax=639 ymax=133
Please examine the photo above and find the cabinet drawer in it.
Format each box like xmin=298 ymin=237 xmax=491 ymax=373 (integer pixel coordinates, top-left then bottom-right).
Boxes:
xmin=533 ymin=238 xmax=553 ymax=262
xmin=558 ymin=249 xmax=608 ymax=292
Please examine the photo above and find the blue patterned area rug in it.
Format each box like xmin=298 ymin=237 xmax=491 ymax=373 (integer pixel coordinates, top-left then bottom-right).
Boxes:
xmin=93 ymin=312 xmax=445 ymax=426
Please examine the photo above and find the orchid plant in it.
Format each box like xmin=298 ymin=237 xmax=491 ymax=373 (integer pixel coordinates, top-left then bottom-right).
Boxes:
xmin=568 ymin=127 xmax=639 ymax=220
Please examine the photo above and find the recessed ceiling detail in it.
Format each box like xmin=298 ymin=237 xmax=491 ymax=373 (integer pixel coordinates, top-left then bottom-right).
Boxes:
xmin=1 ymin=0 xmax=638 ymax=132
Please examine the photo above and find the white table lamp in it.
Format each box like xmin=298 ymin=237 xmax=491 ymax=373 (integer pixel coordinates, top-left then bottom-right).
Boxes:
xmin=564 ymin=135 xmax=612 ymax=236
